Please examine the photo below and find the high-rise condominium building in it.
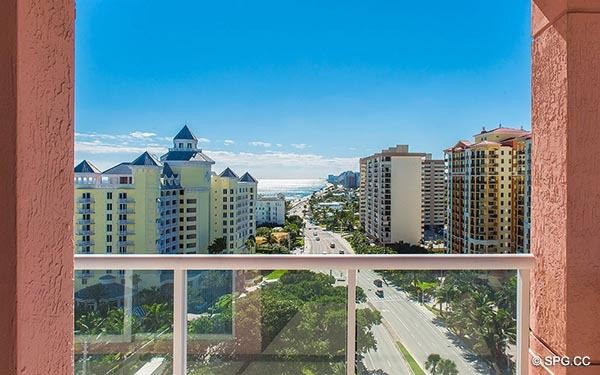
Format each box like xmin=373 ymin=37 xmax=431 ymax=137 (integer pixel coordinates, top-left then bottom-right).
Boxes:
xmin=74 ymin=125 xmax=258 ymax=265
xmin=445 ymin=126 xmax=531 ymax=254
xmin=210 ymin=168 xmax=258 ymax=252
xmin=422 ymin=158 xmax=446 ymax=230
xmin=359 ymin=145 xmax=445 ymax=245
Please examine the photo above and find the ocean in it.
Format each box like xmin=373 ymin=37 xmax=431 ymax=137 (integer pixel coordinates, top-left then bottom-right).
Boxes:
xmin=257 ymin=179 xmax=328 ymax=200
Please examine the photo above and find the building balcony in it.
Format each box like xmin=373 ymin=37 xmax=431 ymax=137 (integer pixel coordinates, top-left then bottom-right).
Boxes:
xmin=76 ymin=208 xmax=95 ymax=214
xmin=76 ymin=219 xmax=95 ymax=225
xmin=74 ymin=254 xmax=534 ymax=375
xmin=75 ymin=229 xmax=95 ymax=236
xmin=76 ymin=240 xmax=95 ymax=247
xmin=77 ymin=197 xmax=95 ymax=204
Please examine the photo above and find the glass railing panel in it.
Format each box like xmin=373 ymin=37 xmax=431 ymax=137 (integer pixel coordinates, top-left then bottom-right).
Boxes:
xmin=356 ymin=269 xmax=517 ymax=375
xmin=186 ymin=269 xmax=349 ymax=375
xmin=74 ymin=270 xmax=173 ymax=374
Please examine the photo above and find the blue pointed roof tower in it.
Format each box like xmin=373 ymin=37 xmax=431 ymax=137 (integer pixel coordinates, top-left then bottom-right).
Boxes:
xmin=160 ymin=125 xmax=215 ymax=165
xmin=131 ymin=151 xmax=162 ymax=167
xmin=74 ymin=160 xmax=101 ymax=173
xmin=162 ymin=162 xmax=177 ymax=177
xmin=174 ymin=125 xmax=197 ymax=141
xmin=219 ymin=167 xmax=239 ymax=179
xmin=240 ymin=172 xmax=258 ymax=183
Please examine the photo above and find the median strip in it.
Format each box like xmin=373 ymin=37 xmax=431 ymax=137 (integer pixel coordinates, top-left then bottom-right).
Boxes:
xmin=396 ymin=341 xmax=426 ymax=375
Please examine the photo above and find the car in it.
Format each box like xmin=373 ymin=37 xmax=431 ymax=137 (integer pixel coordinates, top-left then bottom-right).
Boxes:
xmin=329 ymin=242 xmax=336 ymax=248
xmin=338 ymin=250 xmax=345 ymax=254
xmin=313 ymin=232 xmax=317 ymax=236
xmin=373 ymin=279 xmax=383 ymax=288
xmin=315 ymin=237 xmax=320 ymax=241
xmin=322 ymin=251 xmax=328 ymax=255
xmin=375 ymin=289 xmax=384 ymax=298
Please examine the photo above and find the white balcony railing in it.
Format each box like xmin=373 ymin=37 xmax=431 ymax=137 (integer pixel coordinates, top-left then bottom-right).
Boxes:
xmin=74 ymin=253 xmax=534 ymax=375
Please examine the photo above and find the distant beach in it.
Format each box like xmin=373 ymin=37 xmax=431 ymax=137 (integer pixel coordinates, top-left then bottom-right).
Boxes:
xmin=257 ymin=179 xmax=327 ymax=200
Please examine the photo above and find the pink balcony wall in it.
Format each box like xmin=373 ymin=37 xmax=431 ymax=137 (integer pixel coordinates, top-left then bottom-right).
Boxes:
xmin=0 ymin=0 xmax=74 ymax=374
xmin=1 ymin=0 xmax=600 ymax=374
xmin=531 ymin=0 xmax=600 ymax=374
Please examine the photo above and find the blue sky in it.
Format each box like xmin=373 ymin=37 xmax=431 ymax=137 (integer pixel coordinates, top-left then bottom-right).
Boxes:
xmin=75 ymin=0 xmax=531 ymax=178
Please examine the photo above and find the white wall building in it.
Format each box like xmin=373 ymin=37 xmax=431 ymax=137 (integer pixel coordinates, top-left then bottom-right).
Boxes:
xmin=256 ymin=195 xmax=286 ymax=226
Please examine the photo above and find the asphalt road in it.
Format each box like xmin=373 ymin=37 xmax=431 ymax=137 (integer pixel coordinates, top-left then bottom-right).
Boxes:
xmin=359 ymin=270 xmax=491 ymax=375
xmin=302 ymin=225 xmax=490 ymax=374
xmin=304 ymin=227 xmax=413 ymax=374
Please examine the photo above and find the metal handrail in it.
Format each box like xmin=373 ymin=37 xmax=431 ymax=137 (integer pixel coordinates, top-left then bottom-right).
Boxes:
xmin=73 ymin=253 xmax=534 ymax=375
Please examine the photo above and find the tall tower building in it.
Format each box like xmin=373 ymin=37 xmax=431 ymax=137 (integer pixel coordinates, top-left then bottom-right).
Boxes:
xmin=74 ymin=126 xmax=258 ymax=285
xmin=445 ymin=126 xmax=531 ymax=254
xmin=359 ymin=145 xmax=445 ymax=245
xmin=421 ymin=158 xmax=446 ymax=231
xmin=210 ymin=169 xmax=258 ymax=253
xmin=160 ymin=125 xmax=215 ymax=254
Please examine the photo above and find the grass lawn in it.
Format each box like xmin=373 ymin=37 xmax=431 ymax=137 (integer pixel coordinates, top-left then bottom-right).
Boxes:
xmin=396 ymin=341 xmax=426 ymax=375
xmin=264 ymin=269 xmax=288 ymax=280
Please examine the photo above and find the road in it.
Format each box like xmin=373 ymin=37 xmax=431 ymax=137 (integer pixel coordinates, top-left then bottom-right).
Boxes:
xmin=302 ymin=224 xmax=489 ymax=374
xmin=304 ymin=226 xmax=412 ymax=374
xmin=359 ymin=270 xmax=490 ymax=375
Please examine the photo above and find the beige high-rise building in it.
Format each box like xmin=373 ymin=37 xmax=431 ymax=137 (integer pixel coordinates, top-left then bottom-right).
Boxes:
xmin=445 ymin=126 xmax=531 ymax=254
xmin=422 ymin=158 xmax=446 ymax=230
xmin=359 ymin=145 xmax=445 ymax=245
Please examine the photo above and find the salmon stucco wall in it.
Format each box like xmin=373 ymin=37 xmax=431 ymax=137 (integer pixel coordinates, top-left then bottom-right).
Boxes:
xmin=0 ymin=0 xmax=74 ymax=374
xmin=531 ymin=1 xmax=600 ymax=374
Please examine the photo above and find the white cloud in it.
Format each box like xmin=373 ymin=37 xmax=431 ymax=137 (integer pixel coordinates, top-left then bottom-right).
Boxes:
xmin=75 ymin=140 xmax=167 ymax=155
xmin=250 ymin=141 xmax=272 ymax=148
xmin=291 ymin=143 xmax=309 ymax=150
xmin=276 ymin=144 xmax=283 ymax=148
xmin=129 ymin=131 xmax=157 ymax=139
xmin=74 ymin=132 xmax=359 ymax=178
xmin=224 ymin=139 xmax=235 ymax=145
xmin=198 ymin=137 xmax=210 ymax=143
xmin=204 ymin=150 xmax=359 ymax=179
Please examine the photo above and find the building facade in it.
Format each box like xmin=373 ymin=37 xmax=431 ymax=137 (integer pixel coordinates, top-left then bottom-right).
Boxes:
xmin=210 ymin=168 xmax=258 ymax=253
xmin=359 ymin=145 xmax=444 ymax=245
xmin=445 ymin=126 xmax=531 ymax=254
xmin=422 ymin=158 xmax=446 ymax=230
xmin=256 ymin=194 xmax=286 ymax=226
xmin=327 ymin=171 xmax=360 ymax=188
xmin=74 ymin=126 xmax=258 ymax=284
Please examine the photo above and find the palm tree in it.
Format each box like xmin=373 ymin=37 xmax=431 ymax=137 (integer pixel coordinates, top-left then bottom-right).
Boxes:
xmin=245 ymin=235 xmax=256 ymax=253
xmin=437 ymin=359 xmax=458 ymax=375
xmin=425 ymin=353 xmax=441 ymax=374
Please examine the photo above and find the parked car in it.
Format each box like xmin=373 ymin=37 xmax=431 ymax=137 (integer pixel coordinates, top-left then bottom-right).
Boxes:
xmin=375 ymin=288 xmax=384 ymax=298
xmin=373 ymin=279 xmax=383 ymax=288
xmin=338 ymin=250 xmax=345 ymax=254
xmin=329 ymin=242 xmax=336 ymax=248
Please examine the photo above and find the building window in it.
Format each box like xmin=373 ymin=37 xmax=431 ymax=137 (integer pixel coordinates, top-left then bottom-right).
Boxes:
xmin=107 ymin=203 xmax=113 ymax=211
xmin=107 ymin=224 xmax=112 ymax=232
xmin=106 ymin=246 xmax=112 ymax=253
xmin=107 ymin=213 xmax=112 ymax=221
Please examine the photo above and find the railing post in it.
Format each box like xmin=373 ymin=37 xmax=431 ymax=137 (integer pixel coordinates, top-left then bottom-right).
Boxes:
xmin=347 ymin=269 xmax=357 ymax=375
xmin=123 ymin=270 xmax=133 ymax=342
xmin=517 ymin=269 xmax=530 ymax=375
xmin=173 ymin=269 xmax=188 ymax=375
